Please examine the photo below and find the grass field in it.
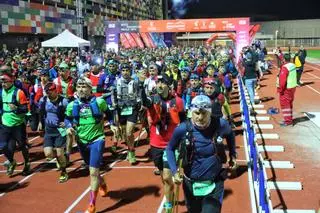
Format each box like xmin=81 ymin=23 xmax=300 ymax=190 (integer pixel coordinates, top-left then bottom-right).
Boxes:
xmin=307 ymin=49 xmax=320 ymax=59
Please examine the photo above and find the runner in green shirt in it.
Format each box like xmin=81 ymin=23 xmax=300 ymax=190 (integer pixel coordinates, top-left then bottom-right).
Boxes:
xmin=0 ymin=66 xmax=30 ymax=176
xmin=65 ymin=77 xmax=108 ymax=213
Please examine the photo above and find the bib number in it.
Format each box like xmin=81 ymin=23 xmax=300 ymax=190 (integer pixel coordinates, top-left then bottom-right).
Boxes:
xmin=192 ymin=180 xmax=216 ymax=196
xmin=121 ymin=107 xmax=133 ymax=116
xmin=162 ymin=149 xmax=180 ymax=162
xmin=57 ymin=127 xmax=67 ymax=137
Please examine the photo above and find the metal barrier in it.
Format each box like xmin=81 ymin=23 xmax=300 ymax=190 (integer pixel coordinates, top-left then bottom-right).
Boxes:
xmin=237 ymin=76 xmax=273 ymax=213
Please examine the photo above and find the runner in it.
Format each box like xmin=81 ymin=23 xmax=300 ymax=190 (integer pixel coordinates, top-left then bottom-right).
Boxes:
xmin=0 ymin=65 xmax=31 ymax=176
xmin=166 ymin=95 xmax=227 ymax=213
xmin=65 ymin=77 xmax=108 ymax=213
xmin=38 ymin=82 xmax=68 ymax=182
xmin=142 ymin=74 xmax=185 ymax=212
xmin=115 ymin=63 xmax=141 ymax=164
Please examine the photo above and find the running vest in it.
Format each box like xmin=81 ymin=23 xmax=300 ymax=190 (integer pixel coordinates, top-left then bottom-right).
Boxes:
xmin=284 ymin=63 xmax=297 ymax=88
xmin=178 ymin=119 xmax=223 ymax=179
xmin=149 ymin=95 xmax=181 ymax=127
xmin=41 ymin=96 xmax=65 ymax=123
xmin=116 ymin=77 xmax=138 ymax=107
xmin=72 ymin=96 xmax=103 ymax=126
xmin=0 ymin=87 xmax=19 ymax=114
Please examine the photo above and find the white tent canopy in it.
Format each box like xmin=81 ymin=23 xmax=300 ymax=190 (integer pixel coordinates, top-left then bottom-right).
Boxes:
xmin=41 ymin=29 xmax=90 ymax=47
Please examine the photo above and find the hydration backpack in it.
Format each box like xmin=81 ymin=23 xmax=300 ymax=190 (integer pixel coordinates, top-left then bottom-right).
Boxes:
xmin=0 ymin=87 xmax=19 ymax=114
xmin=72 ymin=96 xmax=103 ymax=126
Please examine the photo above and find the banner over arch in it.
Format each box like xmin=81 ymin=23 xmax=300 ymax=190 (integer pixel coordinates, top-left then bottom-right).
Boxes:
xmin=105 ymin=17 xmax=250 ymax=61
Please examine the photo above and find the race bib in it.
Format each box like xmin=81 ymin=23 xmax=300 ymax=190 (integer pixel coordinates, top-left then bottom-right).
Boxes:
xmin=57 ymin=127 xmax=67 ymax=137
xmin=162 ymin=149 xmax=180 ymax=162
xmin=192 ymin=180 xmax=216 ymax=196
xmin=121 ymin=107 xmax=133 ymax=116
xmin=187 ymin=110 xmax=192 ymax=118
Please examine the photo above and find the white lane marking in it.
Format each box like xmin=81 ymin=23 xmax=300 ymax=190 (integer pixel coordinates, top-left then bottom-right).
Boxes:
xmin=157 ymin=196 xmax=166 ymax=213
xmin=64 ymin=159 xmax=121 ymax=213
xmin=306 ymin=85 xmax=320 ymax=95
xmin=29 ymin=136 xmax=40 ymax=143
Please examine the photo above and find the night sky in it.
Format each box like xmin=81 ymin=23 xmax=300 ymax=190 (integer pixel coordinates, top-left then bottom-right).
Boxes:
xmin=169 ymin=0 xmax=320 ymax=21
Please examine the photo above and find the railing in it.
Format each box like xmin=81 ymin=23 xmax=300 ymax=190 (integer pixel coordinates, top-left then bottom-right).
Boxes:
xmin=237 ymin=75 xmax=273 ymax=213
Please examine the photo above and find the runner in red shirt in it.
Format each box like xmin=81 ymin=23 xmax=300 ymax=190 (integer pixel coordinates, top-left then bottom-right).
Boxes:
xmin=142 ymin=74 xmax=185 ymax=212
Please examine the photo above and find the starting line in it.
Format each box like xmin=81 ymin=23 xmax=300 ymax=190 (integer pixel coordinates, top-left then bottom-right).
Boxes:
xmin=254 ymin=124 xmax=274 ymax=129
xmin=258 ymin=145 xmax=284 ymax=152
xmin=249 ymin=104 xmax=265 ymax=109
xmin=251 ymin=116 xmax=270 ymax=121
xmin=263 ymin=160 xmax=294 ymax=169
xmin=256 ymin=133 xmax=280 ymax=140
xmin=267 ymin=181 xmax=302 ymax=191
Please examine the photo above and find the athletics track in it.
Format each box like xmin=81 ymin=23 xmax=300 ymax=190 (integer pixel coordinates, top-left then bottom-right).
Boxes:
xmin=0 ymin=60 xmax=319 ymax=213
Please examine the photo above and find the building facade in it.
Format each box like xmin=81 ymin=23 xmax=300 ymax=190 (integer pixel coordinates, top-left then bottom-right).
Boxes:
xmin=0 ymin=0 xmax=163 ymax=49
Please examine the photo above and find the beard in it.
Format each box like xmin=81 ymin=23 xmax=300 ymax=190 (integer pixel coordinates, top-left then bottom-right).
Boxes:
xmin=77 ymin=90 xmax=91 ymax=99
xmin=157 ymin=86 xmax=169 ymax=98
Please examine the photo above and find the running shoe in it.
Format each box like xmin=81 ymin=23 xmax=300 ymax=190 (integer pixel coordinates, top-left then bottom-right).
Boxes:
xmin=6 ymin=160 xmax=17 ymax=177
xmin=163 ymin=202 xmax=173 ymax=213
xmin=153 ymin=168 xmax=161 ymax=176
xmin=127 ymin=151 xmax=137 ymax=165
xmin=110 ymin=145 xmax=118 ymax=156
xmin=22 ymin=162 xmax=31 ymax=176
xmin=85 ymin=203 xmax=96 ymax=213
xmin=59 ymin=171 xmax=69 ymax=183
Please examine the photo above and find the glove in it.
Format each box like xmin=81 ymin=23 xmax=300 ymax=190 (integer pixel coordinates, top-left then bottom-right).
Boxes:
xmin=110 ymin=125 xmax=119 ymax=136
xmin=228 ymin=158 xmax=238 ymax=171
xmin=172 ymin=172 xmax=183 ymax=185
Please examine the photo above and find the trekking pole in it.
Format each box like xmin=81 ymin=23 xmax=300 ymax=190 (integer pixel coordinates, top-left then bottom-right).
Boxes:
xmin=173 ymin=158 xmax=183 ymax=213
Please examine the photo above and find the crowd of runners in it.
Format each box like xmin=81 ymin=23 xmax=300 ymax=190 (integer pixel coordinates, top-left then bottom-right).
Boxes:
xmin=0 ymin=41 xmax=304 ymax=213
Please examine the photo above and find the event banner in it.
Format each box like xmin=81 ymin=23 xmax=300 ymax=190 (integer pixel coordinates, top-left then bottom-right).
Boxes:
xmin=106 ymin=18 xmax=249 ymax=33
xmin=105 ymin=21 xmax=120 ymax=52
xmin=138 ymin=18 xmax=249 ymax=33
xmin=120 ymin=21 xmax=140 ymax=32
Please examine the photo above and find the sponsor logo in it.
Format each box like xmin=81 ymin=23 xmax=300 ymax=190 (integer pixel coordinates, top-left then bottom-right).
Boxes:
xmin=108 ymin=23 xmax=115 ymax=28
xmin=239 ymin=20 xmax=247 ymax=25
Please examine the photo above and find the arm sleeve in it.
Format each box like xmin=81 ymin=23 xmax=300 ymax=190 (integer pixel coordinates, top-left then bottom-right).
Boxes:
xmin=166 ymin=124 xmax=186 ymax=175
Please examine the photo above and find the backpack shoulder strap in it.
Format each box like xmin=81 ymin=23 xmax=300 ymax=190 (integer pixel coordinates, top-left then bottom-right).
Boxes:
xmin=12 ymin=87 xmax=19 ymax=105
xmin=0 ymin=89 xmax=3 ymax=114
xmin=185 ymin=119 xmax=193 ymax=142
xmin=72 ymin=99 xmax=80 ymax=126
xmin=56 ymin=96 xmax=65 ymax=122
xmin=89 ymin=96 xmax=103 ymax=123
xmin=40 ymin=96 xmax=48 ymax=117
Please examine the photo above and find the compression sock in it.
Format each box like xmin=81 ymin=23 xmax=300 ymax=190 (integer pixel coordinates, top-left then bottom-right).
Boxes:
xmin=89 ymin=190 xmax=98 ymax=205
